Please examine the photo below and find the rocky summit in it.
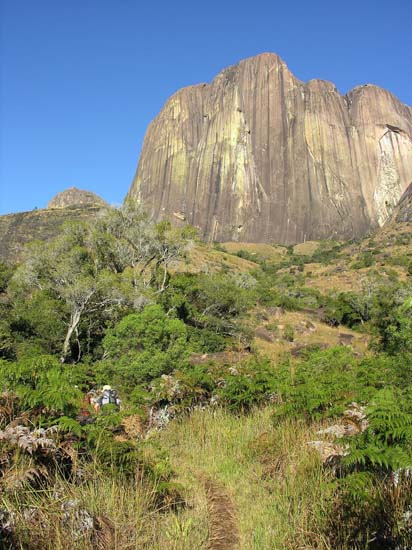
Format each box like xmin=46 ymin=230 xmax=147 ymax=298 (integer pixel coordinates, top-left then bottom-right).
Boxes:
xmin=128 ymin=53 xmax=412 ymax=244
xmin=47 ymin=187 xmax=108 ymax=209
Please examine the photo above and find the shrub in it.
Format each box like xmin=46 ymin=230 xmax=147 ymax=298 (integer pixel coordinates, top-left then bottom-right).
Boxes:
xmin=0 ymin=356 xmax=82 ymax=417
xmin=326 ymin=388 xmax=412 ymax=549
xmin=217 ymin=358 xmax=277 ymax=412
xmin=102 ymin=305 xmax=189 ymax=391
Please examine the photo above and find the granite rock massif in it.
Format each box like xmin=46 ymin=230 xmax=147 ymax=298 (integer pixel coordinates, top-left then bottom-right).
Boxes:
xmin=128 ymin=53 xmax=412 ymax=244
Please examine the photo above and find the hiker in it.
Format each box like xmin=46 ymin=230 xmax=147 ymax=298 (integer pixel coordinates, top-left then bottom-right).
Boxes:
xmin=93 ymin=385 xmax=121 ymax=412
xmin=76 ymin=390 xmax=99 ymax=425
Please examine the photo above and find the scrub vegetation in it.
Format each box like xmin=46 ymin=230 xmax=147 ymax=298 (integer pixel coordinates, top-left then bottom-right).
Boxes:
xmin=1 ymin=205 xmax=412 ymax=549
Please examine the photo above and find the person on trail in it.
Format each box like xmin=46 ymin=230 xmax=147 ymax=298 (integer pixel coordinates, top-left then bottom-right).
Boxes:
xmin=93 ymin=385 xmax=121 ymax=412
xmin=77 ymin=390 xmax=98 ymax=424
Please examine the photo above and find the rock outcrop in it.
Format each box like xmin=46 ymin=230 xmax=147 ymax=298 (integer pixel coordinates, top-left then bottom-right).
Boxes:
xmin=390 ymin=182 xmax=412 ymax=223
xmin=128 ymin=53 xmax=412 ymax=244
xmin=47 ymin=187 xmax=107 ymax=209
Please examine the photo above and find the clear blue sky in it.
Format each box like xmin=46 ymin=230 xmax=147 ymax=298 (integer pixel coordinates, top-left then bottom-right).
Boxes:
xmin=1 ymin=0 xmax=411 ymax=215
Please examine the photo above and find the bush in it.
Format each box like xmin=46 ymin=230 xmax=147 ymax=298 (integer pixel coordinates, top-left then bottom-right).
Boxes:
xmin=217 ymin=358 xmax=277 ymax=412
xmin=102 ymin=305 xmax=189 ymax=392
xmin=0 ymin=355 xmax=82 ymax=418
xmin=326 ymin=387 xmax=412 ymax=548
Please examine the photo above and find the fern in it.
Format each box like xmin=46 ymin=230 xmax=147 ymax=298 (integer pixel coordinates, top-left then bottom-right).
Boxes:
xmin=56 ymin=416 xmax=83 ymax=437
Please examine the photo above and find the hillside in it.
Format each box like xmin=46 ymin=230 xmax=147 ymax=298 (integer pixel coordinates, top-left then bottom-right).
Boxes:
xmin=0 ymin=188 xmax=107 ymax=263
xmin=1 ymin=203 xmax=412 ymax=549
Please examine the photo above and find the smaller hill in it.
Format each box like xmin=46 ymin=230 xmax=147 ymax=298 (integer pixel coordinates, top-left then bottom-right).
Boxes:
xmin=0 ymin=188 xmax=108 ymax=264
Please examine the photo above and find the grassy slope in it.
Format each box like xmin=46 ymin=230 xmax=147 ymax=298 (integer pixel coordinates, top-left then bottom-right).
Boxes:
xmin=156 ymin=408 xmax=332 ymax=549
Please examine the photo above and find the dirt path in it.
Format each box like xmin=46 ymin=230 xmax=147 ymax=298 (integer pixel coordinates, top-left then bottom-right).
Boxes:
xmin=201 ymin=477 xmax=240 ymax=550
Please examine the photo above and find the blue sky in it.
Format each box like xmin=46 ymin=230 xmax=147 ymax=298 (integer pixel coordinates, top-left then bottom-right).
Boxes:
xmin=1 ymin=0 xmax=411 ymax=215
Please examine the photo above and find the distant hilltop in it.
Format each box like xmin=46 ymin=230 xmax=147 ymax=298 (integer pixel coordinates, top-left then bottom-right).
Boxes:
xmin=47 ymin=187 xmax=108 ymax=209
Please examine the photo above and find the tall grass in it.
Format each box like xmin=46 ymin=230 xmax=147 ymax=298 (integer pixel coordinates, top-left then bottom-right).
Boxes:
xmin=2 ymin=407 xmax=336 ymax=549
xmin=158 ymin=407 xmax=334 ymax=549
xmin=1 ymin=471 xmax=203 ymax=549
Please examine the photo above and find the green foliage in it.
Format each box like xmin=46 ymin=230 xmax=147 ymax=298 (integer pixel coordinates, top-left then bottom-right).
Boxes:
xmin=343 ymin=388 xmax=412 ymax=473
xmin=160 ymin=271 xmax=255 ymax=340
xmin=351 ymin=250 xmax=375 ymax=269
xmin=327 ymin=472 xmax=412 ymax=549
xmin=264 ymin=346 xmax=412 ymax=548
xmin=273 ymin=347 xmax=359 ymax=421
xmin=10 ymin=289 xmax=67 ymax=355
xmin=9 ymin=202 xmax=191 ymax=362
xmin=0 ymin=261 xmax=14 ymax=293
xmin=147 ymin=357 xmax=280 ymax=415
xmin=372 ymin=294 xmax=412 ymax=354
xmin=322 ymin=291 xmax=372 ymax=327
xmin=0 ymin=356 xmax=82 ymax=416
xmin=0 ymin=297 xmax=17 ymax=360
xmin=235 ymin=249 xmax=258 ymax=262
xmin=102 ymin=305 xmax=189 ymax=392
xmin=283 ymin=324 xmax=295 ymax=342
xmin=217 ymin=358 xmax=277 ymax=411
xmin=328 ymin=387 xmax=412 ymax=549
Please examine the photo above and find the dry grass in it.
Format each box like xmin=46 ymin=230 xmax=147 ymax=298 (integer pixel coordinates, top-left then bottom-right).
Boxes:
xmin=292 ymin=241 xmax=321 ymax=256
xmin=221 ymin=242 xmax=287 ymax=263
xmin=172 ymin=244 xmax=258 ymax=274
xmin=252 ymin=309 xmax=370 ymax=358
xmin=1 ymin=408 xmax=346 ymax=549
xmin=0 ymin=471 xmax=206 ymax=549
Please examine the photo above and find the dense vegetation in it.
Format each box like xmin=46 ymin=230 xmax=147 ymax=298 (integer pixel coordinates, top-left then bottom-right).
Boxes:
xmin=0 ymin=206 xmax=412 ymax=549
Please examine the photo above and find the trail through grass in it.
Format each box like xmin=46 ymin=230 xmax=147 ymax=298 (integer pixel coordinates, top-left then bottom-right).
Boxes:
xmin=156 ymin=407 xmax=334 ymax=549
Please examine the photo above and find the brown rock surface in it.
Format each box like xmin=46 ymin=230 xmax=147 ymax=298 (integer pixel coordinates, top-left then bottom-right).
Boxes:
xmin=47 ymin=187 xmax=107 ymax=209
xmin=128 ymin=53 xmax=412 ymax=244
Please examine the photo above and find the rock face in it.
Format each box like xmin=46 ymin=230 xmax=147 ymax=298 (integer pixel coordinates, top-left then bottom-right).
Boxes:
xmin=390 ymin=182 xmax=412 ymax=223
xmin=128 ymin=53 xmax=412 ymax=244
xmin=0 ymin=189 xmax=107 ymax=263
xmin=47 ymin=187 xmax=107 ymax=209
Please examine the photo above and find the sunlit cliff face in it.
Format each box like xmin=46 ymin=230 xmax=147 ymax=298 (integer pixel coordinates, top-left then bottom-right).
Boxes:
xmin=128 ymin=53 xmax=412 ymax=244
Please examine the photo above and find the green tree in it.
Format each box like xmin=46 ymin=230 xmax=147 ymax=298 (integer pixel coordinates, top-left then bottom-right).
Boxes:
xmin=12 ymin=223 xmax=132 ymax=361
xmin=102 ymin=304 xmax=189 ymax=388
xmin=10 ymin=202 xmax=191 ymax=362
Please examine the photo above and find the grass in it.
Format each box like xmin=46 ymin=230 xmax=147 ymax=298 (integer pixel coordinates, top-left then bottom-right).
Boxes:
xmin=1 ymin=475 xmax=154 ymax=549
xmin=157 ymin=407 xmax=335 ymax=549
xmin=292 ymin=241 xmax=321 ymax=256
xmin=172 ymin=243 xmax=258 ymax=275
xmin=221 ymin=242 xmax=288 ymax=264
xmin=251 ymin=309 xmax=370 ymax=358
xmin=2 ymin=408 xmax=335 ymax=548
